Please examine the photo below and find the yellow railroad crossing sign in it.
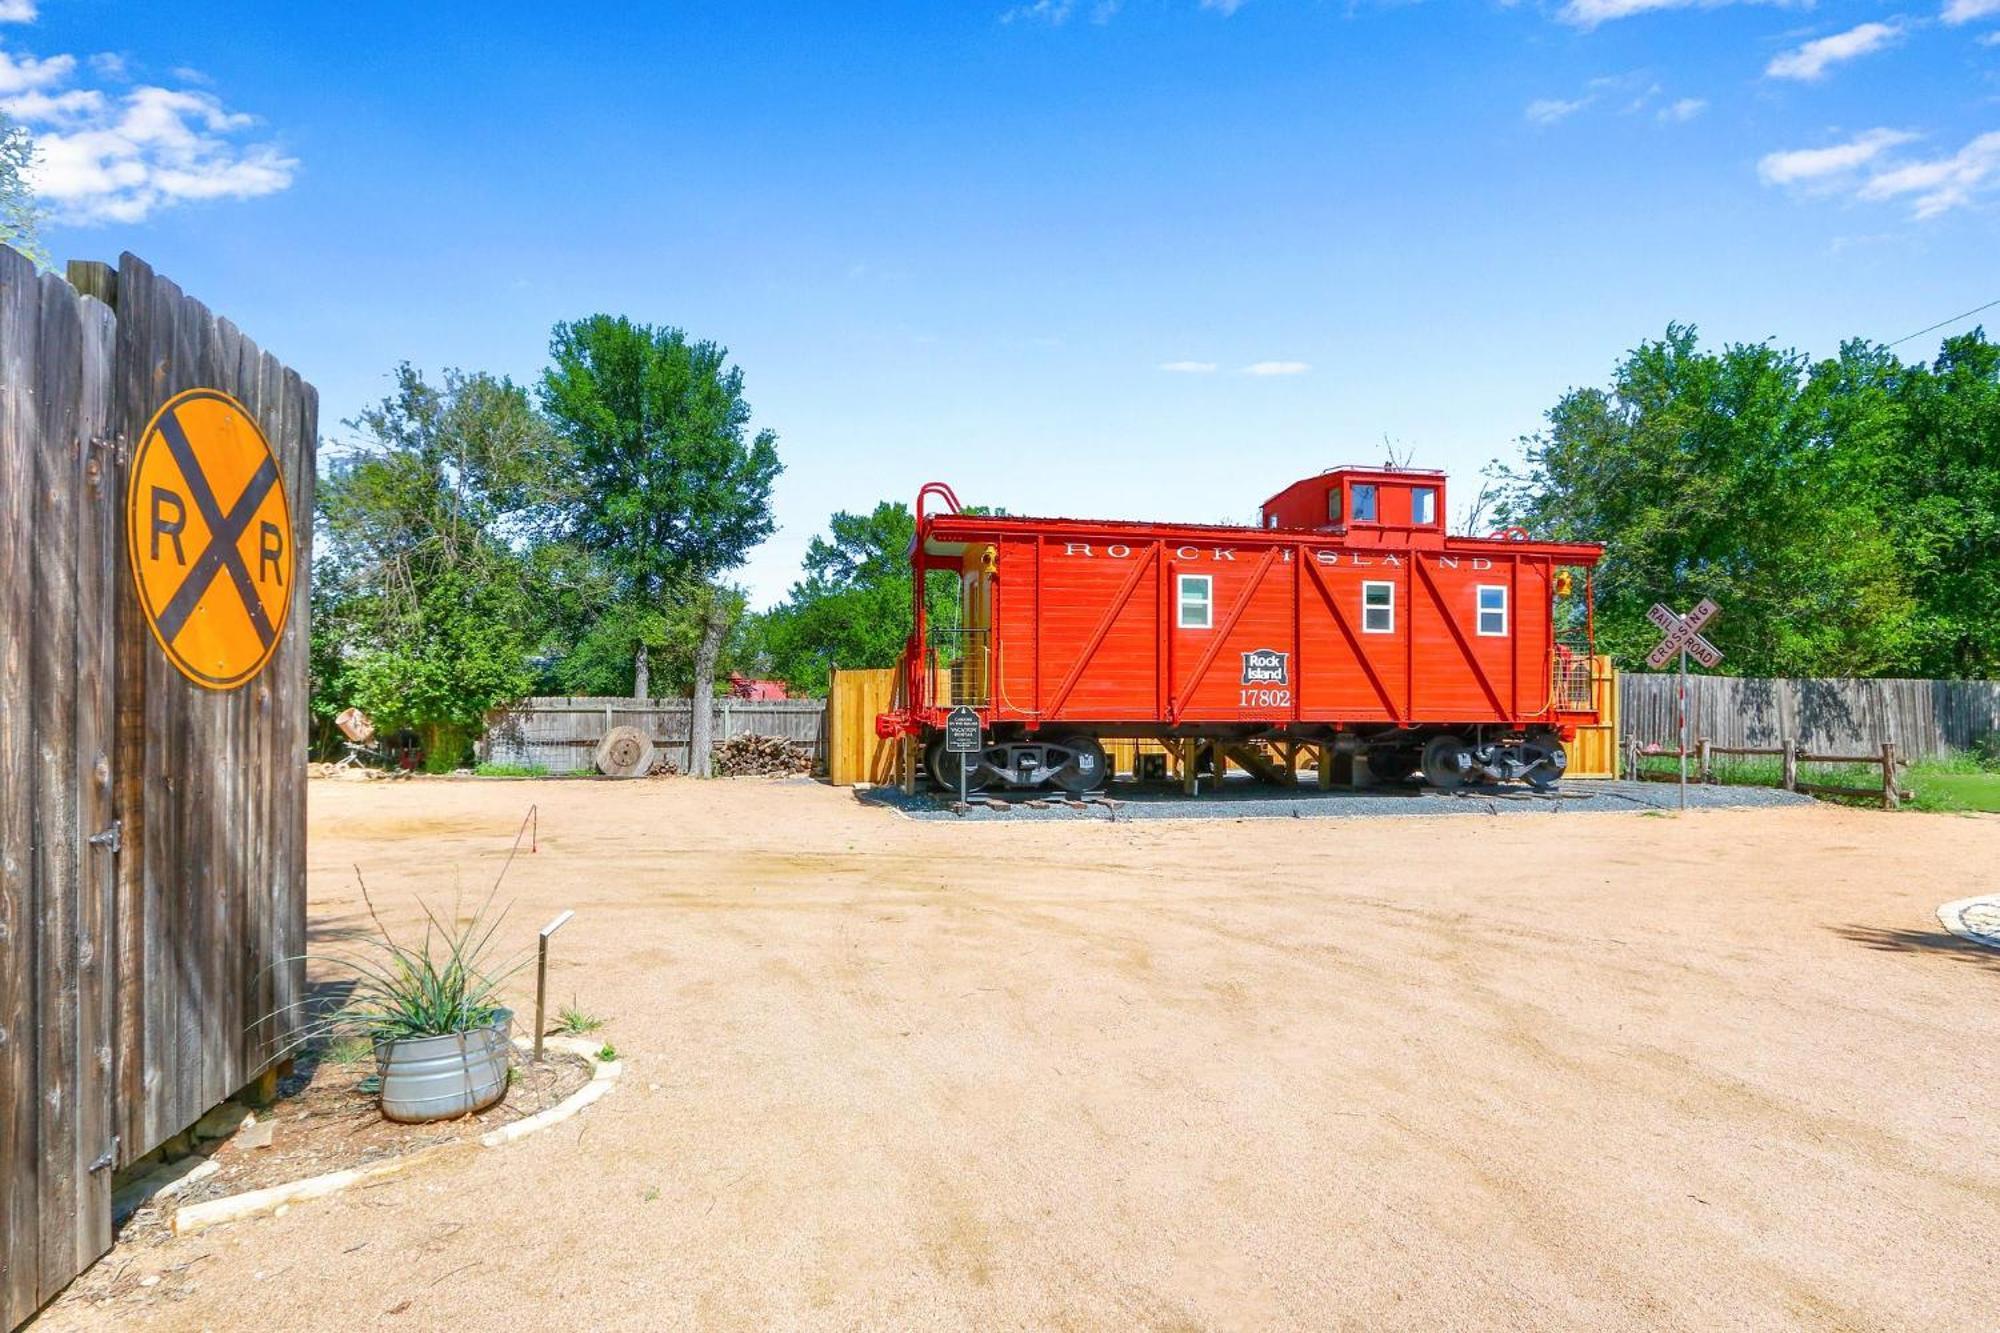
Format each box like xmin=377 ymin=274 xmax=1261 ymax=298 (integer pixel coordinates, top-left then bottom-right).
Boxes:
xmin=126 ymin=388 xmax=294 ymax=689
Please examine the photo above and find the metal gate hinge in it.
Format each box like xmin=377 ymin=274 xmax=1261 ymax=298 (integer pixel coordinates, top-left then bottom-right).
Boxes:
xmin=88 ymin=1138 xmax=118 ymax=1172
xmin=88 ymin=821 xmax=122 ymax=854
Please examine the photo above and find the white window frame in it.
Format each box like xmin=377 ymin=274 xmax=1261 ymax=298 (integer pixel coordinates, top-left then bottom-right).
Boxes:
xmin=1412 ymin=487 xmax=1436 ymax=526
xmin=1361 ymin=580 xmax=1395 ymax=634
xmin=1178 ymin=573 xmax=1213 ymax=629
xmin=1476 ymin=584 xmax=1508 ymax=637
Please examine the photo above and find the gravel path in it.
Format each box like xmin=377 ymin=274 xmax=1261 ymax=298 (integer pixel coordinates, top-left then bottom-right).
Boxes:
xmin=864 ymin=776 xmax=1818 ymax=822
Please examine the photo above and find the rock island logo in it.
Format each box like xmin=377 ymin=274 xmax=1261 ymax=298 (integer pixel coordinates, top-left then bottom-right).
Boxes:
xmin=1241 ymin=648 xmax=1289 ymax=687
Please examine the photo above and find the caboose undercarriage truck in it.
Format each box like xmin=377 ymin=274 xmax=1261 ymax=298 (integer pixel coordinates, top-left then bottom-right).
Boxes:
xmin=876 ymin=466 xmax=1604 ymax=793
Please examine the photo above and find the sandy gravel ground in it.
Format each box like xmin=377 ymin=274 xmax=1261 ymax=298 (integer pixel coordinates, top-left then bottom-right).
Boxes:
xmin=36 ymin=777 xmax=2000 ymax=1332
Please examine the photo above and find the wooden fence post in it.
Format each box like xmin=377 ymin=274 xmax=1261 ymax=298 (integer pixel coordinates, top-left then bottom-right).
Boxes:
xmin=1782 ymin=739 xmax=1797 ymax=793
xmin=1881 ymin=741 xmax=1899 ymax=812
xmin=1697 ymin=738 xmax=1711 ymax=785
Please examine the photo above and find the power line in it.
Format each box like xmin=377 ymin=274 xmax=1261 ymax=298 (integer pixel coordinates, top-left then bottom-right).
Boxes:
xmin=1886 ymin=296 xmax=2000 ymax=348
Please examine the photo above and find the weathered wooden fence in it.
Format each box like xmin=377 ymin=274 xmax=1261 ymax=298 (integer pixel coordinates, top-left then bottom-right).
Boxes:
xmin=1620 ymin=674 xmax=2000 ymax=759
xmin=1 ymin=248 xmax=313 ymax=1329
xmin=483 ymin=697 xmax=827 ymax=774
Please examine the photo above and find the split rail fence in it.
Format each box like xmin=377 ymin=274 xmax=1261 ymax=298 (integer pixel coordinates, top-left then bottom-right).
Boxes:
xmin=1 ymin=248 xmax=314 ymax=1330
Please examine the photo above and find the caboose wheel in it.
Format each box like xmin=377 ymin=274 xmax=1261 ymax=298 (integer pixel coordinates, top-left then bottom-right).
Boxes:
xmin=1523 ymin=731 xmax=1567 ymax=791
xmin=1050 ymin=734 xmax=1109 ymax=794
xmin=1420 ymin=734 xmax=1470 ymax=791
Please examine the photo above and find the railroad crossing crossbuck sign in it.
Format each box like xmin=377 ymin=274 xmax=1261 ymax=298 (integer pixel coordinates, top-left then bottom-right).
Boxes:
xmin=1645 ymin=598 xmax=1723 ymax=670
xmin=126 ymin=388 xmax=295 ymax=689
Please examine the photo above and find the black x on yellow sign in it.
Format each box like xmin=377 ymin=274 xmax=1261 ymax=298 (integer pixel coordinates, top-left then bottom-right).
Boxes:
xmin=126 ymin=389 xmax=294 ymax=689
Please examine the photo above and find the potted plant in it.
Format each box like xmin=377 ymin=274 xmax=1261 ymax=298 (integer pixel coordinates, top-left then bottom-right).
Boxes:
xmin=322 ymin=874 xmax=526 ymax=1124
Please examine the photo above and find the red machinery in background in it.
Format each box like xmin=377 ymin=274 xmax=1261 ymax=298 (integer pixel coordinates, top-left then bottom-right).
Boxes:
xmin=877 ymin=466 xmax=1603 ymax=793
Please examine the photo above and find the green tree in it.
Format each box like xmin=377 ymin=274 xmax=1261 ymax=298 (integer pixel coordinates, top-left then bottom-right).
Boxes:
xmin=748 ymin=501 xmax=966 ymax=696
xmin=539 ymin=316 xmax=781 ymax=772
xmin=1885 ymin=331 xmax=2000 ymax=677
xmin=315 ymin=364 xmax=564 ymax=769
xmin=0 ymin=111 xmax=47 ymax=269
xmin=1494 ymin=325 xmax=1914 ymax=677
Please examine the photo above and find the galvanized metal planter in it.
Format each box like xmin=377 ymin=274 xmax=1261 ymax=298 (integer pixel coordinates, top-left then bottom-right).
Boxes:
xmin=374 ymin=1009 xmax=513 ymax=1124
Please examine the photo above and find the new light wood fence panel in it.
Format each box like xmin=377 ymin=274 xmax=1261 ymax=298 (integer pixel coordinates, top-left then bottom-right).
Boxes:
xmin=1 ymin=249 xmax=314 ymax=1332
xmin=1620 ymin=674 xmax=2000 ymax=759
xmin=827 ymin=670 xmax=901 ymax=786
xmin=484 ymin=697 xmax=827 ymax=775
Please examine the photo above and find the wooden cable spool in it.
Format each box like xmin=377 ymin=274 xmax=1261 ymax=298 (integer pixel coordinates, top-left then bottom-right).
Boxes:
xmin=594 ymin=725 xmax=656 ymax=778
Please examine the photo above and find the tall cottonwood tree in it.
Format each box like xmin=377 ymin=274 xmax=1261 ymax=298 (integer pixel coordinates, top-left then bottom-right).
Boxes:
xmin=539 ymin=316 xmax=780 ymax=772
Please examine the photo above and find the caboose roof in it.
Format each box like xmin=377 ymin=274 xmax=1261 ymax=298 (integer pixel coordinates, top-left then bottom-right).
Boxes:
xmin=1259 ymin=465 xmax=1446 ymax=516
xmin=921 ymin=509 xmax=1601 ymax=565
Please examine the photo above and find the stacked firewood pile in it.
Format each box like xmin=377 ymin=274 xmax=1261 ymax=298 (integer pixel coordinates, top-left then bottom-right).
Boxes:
xmin=711 ymin=733 xmax=814 ymax=777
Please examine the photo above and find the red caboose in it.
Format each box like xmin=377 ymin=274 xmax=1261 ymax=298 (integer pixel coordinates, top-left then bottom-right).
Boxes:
xmin=877 ymin=466 xmax=1604 ymax=793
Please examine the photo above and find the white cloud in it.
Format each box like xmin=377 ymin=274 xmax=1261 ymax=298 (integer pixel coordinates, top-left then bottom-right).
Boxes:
xmin=1201 ymin=0 xmax=1250 ymax=12
xmin=1242 ymin=361 xmax=1310 ymax=376
xmin=1766 ymin=22 xmax=1905 ymax=81
xmin=1560 ymin=0 xmax=1750 ymax=27
xmin=1001 ymin=0 xmax=1075 ymax=21
xmin=87 ymin=52 xmax=126 ymax=80
xmin=1659 ymin=97 xmax=1707 ymax=122
xmin=1757 ymin=128 xmax=1918 ymax=184
xmin=1982 ymin=30 xmax=2000 ymax=43
xmin=1858 ymin=130 xmax=2000 ymax=217
xmin=0 ymin=44 xmax=70 ymax=93
xmin=1526 ymin=96 xmax=1592 ymax=125
xmin=1159 ymin=360 xmax=1218 ymax=373
xmin=1943 ymin=0 xmax=2000 ymax=22
xmin=3 ymin=48 xmax=297 ymax=224
xmin=0 ymin=1 xmax=36 ymax=23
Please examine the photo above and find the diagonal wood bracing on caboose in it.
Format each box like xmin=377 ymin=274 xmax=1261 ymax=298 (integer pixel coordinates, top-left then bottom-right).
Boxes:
xmin=1303 ymin=555 xmax=1401 ymax=722
xmin=1042 ymin=544 xmax=1158 ymax=717
xmin=1413 ymin=556 xmax=1507 ymax=719
xmin=1171 ymin=547 xmax=1281 ymax=719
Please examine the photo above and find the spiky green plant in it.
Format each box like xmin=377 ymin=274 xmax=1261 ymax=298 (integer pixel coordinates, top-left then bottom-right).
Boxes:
xmin=326 ymin=870 xmax=528 ymax=1043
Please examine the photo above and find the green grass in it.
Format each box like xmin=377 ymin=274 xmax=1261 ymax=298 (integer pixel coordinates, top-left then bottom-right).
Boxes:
xmin=1905 ymin=762 xmax=2000 ymax=814
xmin=473 ymin=762 xmax=549 ymax=778
xmin=596 ymin=1042 xmax=619 ymax=1063
xmin=556 ymin=1001 xmax=604 ymax=1035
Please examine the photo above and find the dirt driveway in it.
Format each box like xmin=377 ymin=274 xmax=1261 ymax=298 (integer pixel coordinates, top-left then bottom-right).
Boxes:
xmin=40 ymin=778 xmax=2000 ymax=1331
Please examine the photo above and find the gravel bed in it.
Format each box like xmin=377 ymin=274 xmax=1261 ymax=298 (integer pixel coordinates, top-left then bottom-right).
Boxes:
xmin=859 ymin=776 xmax=1819 ymax=822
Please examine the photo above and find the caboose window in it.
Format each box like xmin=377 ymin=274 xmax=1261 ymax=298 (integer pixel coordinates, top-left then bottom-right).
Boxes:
xmin=1362 ymin=580 xmax=1394 ymax=633
xmin=1412 ymin=487 xmax=1436 ymax=525
xmin=1351 ymin=484 xmax=1378 ymax=523
xmin=1327 ymin=489 xmax=1343 ymax=525
xmin=1178 ymin=574 xmax=1212 ymax=629
xmin=1476 ymin=584 xmax=1507 ymax=636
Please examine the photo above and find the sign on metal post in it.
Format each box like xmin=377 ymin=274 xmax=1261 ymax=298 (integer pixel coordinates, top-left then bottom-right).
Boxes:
xmin=1643 ymin=599 xmax=1723 ymax=810
xmin=945 ymin=705 xmax=981 ymax=810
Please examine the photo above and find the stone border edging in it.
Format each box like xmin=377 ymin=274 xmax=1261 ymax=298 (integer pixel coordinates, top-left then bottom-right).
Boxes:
xmin=170 ymin=1036 xmax=620 ymax=1235
xmin=1937 ymin=896 xmax=2000 ymax=950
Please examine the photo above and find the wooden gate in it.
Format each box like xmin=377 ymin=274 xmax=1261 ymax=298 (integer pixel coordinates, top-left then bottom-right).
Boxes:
xmin=1 ymin=248 xmax=315 ymax=1330
xmin=1566 ymin=655 xmax=1619 ymax=779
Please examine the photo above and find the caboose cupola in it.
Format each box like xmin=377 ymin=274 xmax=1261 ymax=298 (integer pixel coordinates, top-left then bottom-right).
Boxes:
xmin=1259 ymin=466 xmax=1447 ymax=547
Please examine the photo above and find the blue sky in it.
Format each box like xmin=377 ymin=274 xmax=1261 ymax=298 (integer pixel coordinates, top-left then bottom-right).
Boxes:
xmin=5 ymin=0 xmax=1993 ymax=606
